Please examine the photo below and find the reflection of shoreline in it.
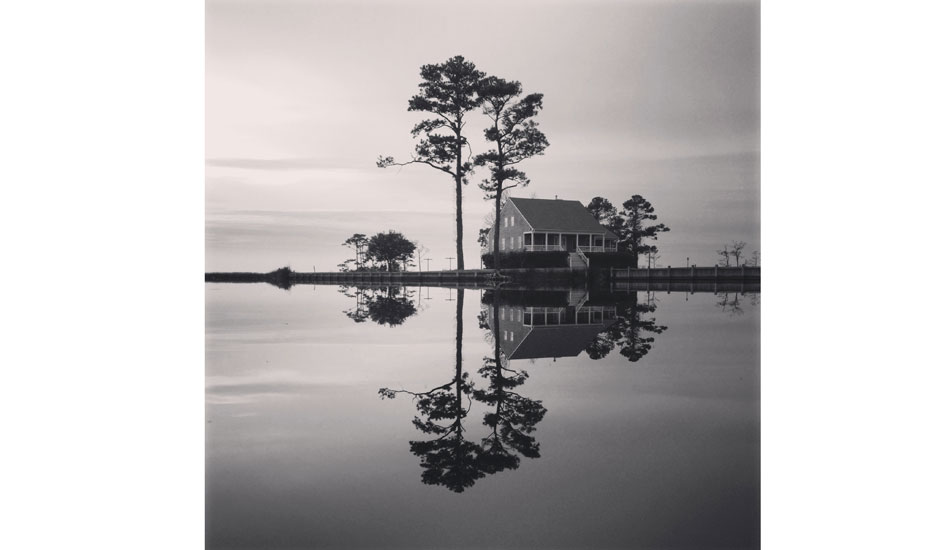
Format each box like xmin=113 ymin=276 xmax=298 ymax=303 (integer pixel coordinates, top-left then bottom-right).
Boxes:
xmin=205 ymin=266 xmax=760 ymax=292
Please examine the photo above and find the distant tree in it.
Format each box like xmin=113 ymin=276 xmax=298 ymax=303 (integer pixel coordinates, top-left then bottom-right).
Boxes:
xmin=646 ymin=249 xmax=662 ymax=269
xmin=586 ymin=196 xmax=626 ymax=244
xmin=342 ymin=233 xmax=369 ymax=271
xmin=477 ymin=227 xmax=491 ymax=250
xmin=717 ymin=245 xmax=731 ymax=267
xmin=366 ymin=231 xmax=417 ymax=271
xmin=730 ymin=240 xmax=747 ymax=266
xmin=337 ymin=259 xmax=356 ymax=273
xmin=475 ymin=76 xmax=549 ymax=271
xmin=749 ymin=250 xmax=760 ymax=267
xmin=377 ymin=56 xmax=486 ymax=271
xmin=586 ymin=197 xmax=617 ymax=223
xmin=617 ymin=195 xmax=670 ymax=268
xmin=414 ymin=243 xmax=429 ymax=272
xmin=478 ymin=210 xmax=496 ymax=258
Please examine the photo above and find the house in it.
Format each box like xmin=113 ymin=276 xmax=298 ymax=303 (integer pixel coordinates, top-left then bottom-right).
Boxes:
xmin=488 ymin=291 xmax=618 ymax=361
xmin=485 ymin=197 xmax=620 ymax=255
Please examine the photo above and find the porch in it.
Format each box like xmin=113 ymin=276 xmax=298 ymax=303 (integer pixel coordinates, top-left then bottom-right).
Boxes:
xmin=523 ymin=232 xmax=618 ymax=252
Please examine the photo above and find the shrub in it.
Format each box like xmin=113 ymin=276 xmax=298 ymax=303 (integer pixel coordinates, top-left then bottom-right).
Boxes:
xmin=481 ymin=250 xmax=568 ymax=269
xmin=586 ymin=252 xmax=639 ymax=268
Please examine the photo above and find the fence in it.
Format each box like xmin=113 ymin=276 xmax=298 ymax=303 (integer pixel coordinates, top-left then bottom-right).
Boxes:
xmin=609 ymin=265 xmax=760 ymax=281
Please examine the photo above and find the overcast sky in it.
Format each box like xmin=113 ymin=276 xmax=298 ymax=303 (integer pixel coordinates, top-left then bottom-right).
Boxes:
xmin=206 ymin=0 xmax=759 ymax=271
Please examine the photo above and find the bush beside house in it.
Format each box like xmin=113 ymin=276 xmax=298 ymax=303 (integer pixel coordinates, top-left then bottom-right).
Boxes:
xmin=481 ymin=250 xmax=569 ymax=269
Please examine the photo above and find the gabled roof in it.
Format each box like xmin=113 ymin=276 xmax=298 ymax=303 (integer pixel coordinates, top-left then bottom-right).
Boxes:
xmin=509 ymin=197 xmax=619 ymax=239
xmin=507 ymin=324 xmax=611 ymax=360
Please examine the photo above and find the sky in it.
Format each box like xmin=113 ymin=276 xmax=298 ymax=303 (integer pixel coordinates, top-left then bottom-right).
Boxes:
xmin=206 ymin=0 xmax=759 ymax=271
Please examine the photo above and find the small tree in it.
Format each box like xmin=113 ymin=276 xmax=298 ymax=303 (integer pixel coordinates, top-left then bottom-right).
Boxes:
xmin=717 ymin=245 xmax=731 ymax=267
xmin=366 ymin=231 xmax=417 ymax=272
xmin=646 ymin=249 xmax=662 ymax=269
xmin=730 ymin=240 xmax=747 ymax=266
xmin=618 ymin=195 xmax=670 ymax=268
xmin=475 ymin=76 xmax=548 ymax=271
xmin=342 ymin=233 xmax=369 ymax=270
xmin=377 ymin=56 xmax=486 ymax=271
xmin=414 ymin=243 xmax=429 ymax=272
xmin=749 ymin=250 xmax=760 ymax=267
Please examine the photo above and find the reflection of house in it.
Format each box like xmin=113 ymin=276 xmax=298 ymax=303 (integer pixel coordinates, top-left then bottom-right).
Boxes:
xmin=489 ymin=298 xmax=617 ymax=361
xmin=485 ymin=197 xmax=620 ymax=254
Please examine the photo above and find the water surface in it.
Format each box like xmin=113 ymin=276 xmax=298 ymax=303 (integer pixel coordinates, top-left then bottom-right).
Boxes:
xmin=206 ymin=283 xmax=759 ymax=549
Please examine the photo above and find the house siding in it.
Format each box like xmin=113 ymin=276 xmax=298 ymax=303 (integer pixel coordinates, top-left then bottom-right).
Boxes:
xmin=487 ymin=201 xmax=532 ymax=252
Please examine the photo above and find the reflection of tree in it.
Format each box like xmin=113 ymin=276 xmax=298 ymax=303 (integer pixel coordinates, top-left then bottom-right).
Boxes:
xmin=585 ymin=292 xmax=667 ymax=362
xmin=380 ymin=290 xmax=547 ymax=492
xmin=341 ymin=286 xmax=417 ymax=326
xmin=380 ymin=291 xmax=483 ymax=492
xmin=715 ymin=292 xmax=760 ymax=316
xmin=474 ymin=294 xmax=547 ymax=475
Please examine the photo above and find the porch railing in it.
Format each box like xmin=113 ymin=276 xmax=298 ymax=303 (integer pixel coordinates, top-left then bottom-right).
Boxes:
xmin=524 ymin=244 xmax=566 ymax=252
xmin=575 ymin=244 xmax=619 ymax=253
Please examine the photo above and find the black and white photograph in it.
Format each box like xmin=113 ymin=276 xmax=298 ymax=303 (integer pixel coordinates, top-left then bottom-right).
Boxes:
xmin=205 ymin=1 xmax=759 ymax=548
xmin=4 ymin=2 xmax=949 ymax=550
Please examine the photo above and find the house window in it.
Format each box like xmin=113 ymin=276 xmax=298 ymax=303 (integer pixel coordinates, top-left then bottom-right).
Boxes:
xmin=525 ymin=233 xmax=533 ymax=246
xmin=501 ymin=239 xmax=505 ymax=251
xmin=504 ymin=217 xmax=508 ymax=228
xmin=517 ymin=236 xmax=522 ymax=248
xmin=501 ymin=308 xmax=506 ymax=320
xmin=509 ymin=237 xmax=514 ymax=249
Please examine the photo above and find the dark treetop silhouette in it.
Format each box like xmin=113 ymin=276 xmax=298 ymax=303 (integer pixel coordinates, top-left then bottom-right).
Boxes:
xmin=584 ymin=291 xmax=668 ymax=363
xmin=341 ymin=286 xmax=418 ymax=327
xmin=379 ymin=290 xmax=546 ymax=492
xmin=587 ymin=195 xmax=670 ymax=268
xmin=378 ymin=55 xmax=486 ymax=271
xmin=475 ymin=76 xmax=549 ymax=271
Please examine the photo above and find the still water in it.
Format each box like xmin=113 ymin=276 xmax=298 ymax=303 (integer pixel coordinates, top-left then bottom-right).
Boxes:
xmin=206 ymin=283 xmax=759 ymax=549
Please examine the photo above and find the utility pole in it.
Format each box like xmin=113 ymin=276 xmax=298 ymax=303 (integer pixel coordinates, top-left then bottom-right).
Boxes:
xmin=425 ymin=258 xmax=431 ymax=271
xmin=446 ymin=257 xmax=454 ymax=270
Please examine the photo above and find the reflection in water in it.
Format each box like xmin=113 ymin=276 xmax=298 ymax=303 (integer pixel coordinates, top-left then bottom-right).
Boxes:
xmin=380 ymin=290 xmax=547 ymax=492
xmin=715 ymin=291 xmax=758 ymax=316
xmin=586 ymin=291 xmax=667 ymax=362
xmin=380 ymin=291 xmax=482 ymax=492
xmin=484 ymin=289 xmax=668 ymax=363
xmin=374 ymin=286 xmax=758 ymax=492
xmin=341 ymin=286 xmax=418 ymax=326
xmin=474 ymin=292 xmax=547 ymax=475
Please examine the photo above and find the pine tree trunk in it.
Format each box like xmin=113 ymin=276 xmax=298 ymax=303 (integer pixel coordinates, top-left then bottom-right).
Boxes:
xmin=493 ymin=182 xmax=502 ymax=271
xmin=454 ymin=128 xmax=465 ymax=271
xmin=455 ymin=174 xmax=464 ymax=271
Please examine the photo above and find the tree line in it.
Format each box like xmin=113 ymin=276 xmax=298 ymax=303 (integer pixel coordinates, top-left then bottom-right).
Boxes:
xmin=340 ymin=231 xmax=419 ymax=272
xmin=716 ymin=241 xmax=760 ymax=267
